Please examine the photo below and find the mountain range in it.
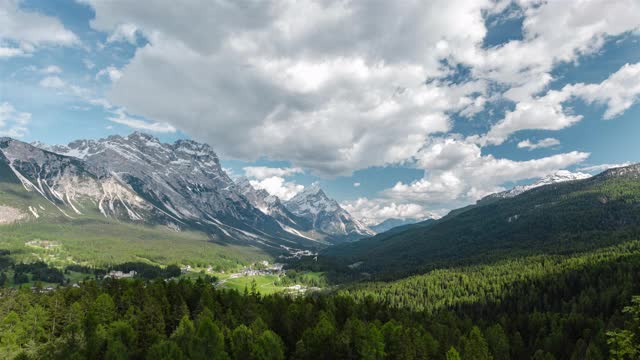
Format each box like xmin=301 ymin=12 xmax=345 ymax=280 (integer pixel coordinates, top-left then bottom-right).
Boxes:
xmin=0 ymin=133 xmax=374 ymax=255
xmin=5 ymin=131 xmax=639 ymax=273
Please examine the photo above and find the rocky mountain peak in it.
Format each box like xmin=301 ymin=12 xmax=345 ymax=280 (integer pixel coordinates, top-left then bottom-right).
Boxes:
xmin=286 ymin=183 xmax=339 ymax=215
xmin=284 ymin=183 xmax=374 ymax=240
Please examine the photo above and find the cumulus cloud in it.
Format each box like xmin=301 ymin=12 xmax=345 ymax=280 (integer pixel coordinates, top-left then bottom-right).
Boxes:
xmin=0 ymin=0 xmax=78 ymax=57
xmin=77 ymin=0 xmax=640 ymax=176
xmin=517 ymin=138 xmax=560 ymax=150
xmin=0 ymin=102 xmax=30 ymax=137
xmin=461 ymin=0 xmax=640 ymax=100
xmin=106 ymin=23 xmax=138 ymax=44
xmin=108 ymin=109 xmax=176 ymax=133
xmin=243 ymin=166 xmax=303 ymax=180
xmin=341 ymin=198 xmax=441 ymax=226
xmin=39 ymin=76 xmax=65 ymax=89
xmin=387 ymin=137 xmax=590 ymax=204
xmin=485 ymin=62 xmax=640 ymax=145
xmin=243 ymin=166 xmax=304 ymax=200
xmin=250 ymin=176 xmax=304 ymax=201
xmin=483 ymin=89 xmax=582 ymax=145
xmin=41 ymin=65 xmax=62 ymax=74
xmin=570 ymin=63 xmax=640 ymax=119
xmin=79 ymin=0 xmax=495 ymax=175
xmin=96 ymin=66 xmax=123 ymax=82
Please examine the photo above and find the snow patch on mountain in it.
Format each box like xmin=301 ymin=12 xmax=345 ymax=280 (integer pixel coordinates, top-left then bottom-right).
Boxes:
xmin=486 ymin=170 xmax=592 ymax=200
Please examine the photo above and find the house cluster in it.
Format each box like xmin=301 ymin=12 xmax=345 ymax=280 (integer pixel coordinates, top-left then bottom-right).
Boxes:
xmin=31 ymin=286 xmax=57 ymax=293
xmin=227 ymin=262 xmax=285 ymax=279
xmin=104 ymin=270 xmax=137 ymax=279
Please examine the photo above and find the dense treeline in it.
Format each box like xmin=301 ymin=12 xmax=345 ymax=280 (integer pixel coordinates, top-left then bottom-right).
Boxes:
xmin=1 ymin=241 xmax=640 ymax=359
xmin=0 ymin=254 xmax=197 ymax=287
xmin=341 ymin=240 xmax=640 ymax=313
xmin=111 ymin=262 xmax=183 ymax=279
xmin=607 ymin=296 xmax=640 ymax=358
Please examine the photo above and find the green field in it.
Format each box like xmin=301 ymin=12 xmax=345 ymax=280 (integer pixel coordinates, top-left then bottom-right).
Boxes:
xmin=0 ymin=219 xmax=270 ymax=271
xmin=219 ymin=274 xmax=284 ymax=294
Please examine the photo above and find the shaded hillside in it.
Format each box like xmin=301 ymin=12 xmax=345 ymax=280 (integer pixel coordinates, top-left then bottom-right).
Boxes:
xmin=324 ymin=164 xmax=640 ymax=278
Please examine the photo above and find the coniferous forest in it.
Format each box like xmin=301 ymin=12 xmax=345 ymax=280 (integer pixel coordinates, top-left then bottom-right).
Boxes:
xmin=2 ymin=240 xmax=640 ymax=359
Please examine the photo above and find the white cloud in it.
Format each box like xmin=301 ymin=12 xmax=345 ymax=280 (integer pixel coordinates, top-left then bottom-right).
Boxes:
xmin=578 ymin=162 xmax=633 ymax=173
xmin=0 ymin=46 xmax=23 ymax=57
xmin=80 ymin=0 xmax=493 ymax=176
xmin=483 ymin=89 xmax=581 ymax=145
xmin=353 ymin=182 xmax=361 ymax=187
xmin=41 ymin=65 xmax=62 ymax=74
xmin=250 ymin=176 xmax=303 ymax=201
xmin=79 ymin=0 xmax=640 ymax=176
xmin=243 ymin=166 xmax=303 ymax=180
xmin=96 ymin=66 xmax=123 ymax=82
xmin=39 ymin=76 xmax=65 ymax=89
xmin=341 ymin=197 xmax=440 ymax=226
xmin=341 ymin=137 xmax=590 ymax=220
xmin=106 ymin=23 xmax=138 ymax=44
xmin=243 ymin=166 xmax=304 ymax=199
xmin=0 ymin=102 xmax=30 ymax=137
xmin=387 ymin=137 xmax=590 ymax=204
xmin=484 ymin=62 xmax=640 ymax=145
xmin=517 ymin=138 xmax=560 ymax=150
xmin=459 ymin=0 xmax=640 ymax=101
xmin=108 ymin=109 xmax=176 ymax=133
xmin=570 ymin=63 xmax=640 ymax=119
xmin=0 ymin=0 xmax=78 ymax=57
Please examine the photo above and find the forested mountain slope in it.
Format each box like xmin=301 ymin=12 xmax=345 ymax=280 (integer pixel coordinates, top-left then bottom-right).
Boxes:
xmin=324 ymin=164 xmax=640 ymax=278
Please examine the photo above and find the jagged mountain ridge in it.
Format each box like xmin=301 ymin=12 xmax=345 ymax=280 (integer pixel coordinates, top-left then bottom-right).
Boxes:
xmin=236 ymin=178 xmax=375 ymax=243
xmin=29 ymin=132 xmax=324 ymax=250
xmin=16 ymin=132 xmax=372 ymax=250
xmin=0 ymin=137 xmax=164 ymax=223
xmin=234 ymin=177 xmax=325 ymax=244
xmin=284 ymin=183 xmax=376 ymax=242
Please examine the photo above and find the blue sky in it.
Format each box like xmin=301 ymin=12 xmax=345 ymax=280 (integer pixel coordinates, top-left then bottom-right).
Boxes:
xmin=1 ymin=0 xmax=640 ymax=224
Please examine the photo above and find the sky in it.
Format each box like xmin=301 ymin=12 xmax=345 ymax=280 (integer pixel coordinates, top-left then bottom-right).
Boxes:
xmin=1 ymin=0 xmax=640 ymax=225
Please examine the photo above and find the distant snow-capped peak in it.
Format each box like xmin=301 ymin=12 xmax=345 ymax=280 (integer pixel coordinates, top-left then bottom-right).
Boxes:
xmin=490 ymin=170 xmax=591 ymax=199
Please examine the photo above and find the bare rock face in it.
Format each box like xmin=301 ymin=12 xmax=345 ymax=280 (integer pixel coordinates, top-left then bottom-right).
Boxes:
xmin=1 ymin=137 xmax=156 ymax=221
xmin=25 ymin=133 xmax=323 ymax=249
xmin=6 ymin=133 xmax=374 ymax=250
xmin=0 ymin=205 xmax=26 ymax=224
xmin=284 ymin=183 xmax=375 ymax=242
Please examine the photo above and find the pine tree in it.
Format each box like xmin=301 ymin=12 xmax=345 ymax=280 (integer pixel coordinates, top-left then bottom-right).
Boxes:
xmin=446 ymin=346 xmax=461 ymax=360
xmin=463 ymin=326 xmax=492 ymax=360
